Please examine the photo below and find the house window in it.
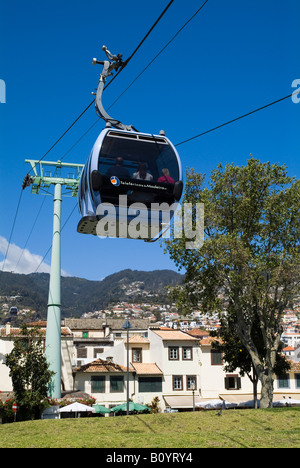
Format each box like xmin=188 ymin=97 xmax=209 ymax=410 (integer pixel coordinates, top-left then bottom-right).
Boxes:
xmin=91 ymin=376 xmax=105 ymax=393
xmin=173 ymin=375 xmax=183 ymax=391
xmin=169 ymin=347 xmax=179 ymax=360
xmin=182 ymin=347 xmax=192 ymax=360
xmin=277 ymin=374 xmax=290 ymax=389
xmin=187 ymin=375 xmax=197 ymax=390
xmin=138 ymin=377 xmax=162 ymax=393
xmin=82 ymin=331 xmax=88 ymax=338
xmin=132 ymin=348 xmax=142 ymax=363
xmin=110 ymin=376 xmax=124 ymax=392
xmin=224 ymin=375 xmax=241 ymax=390
xmin=94 ymin=348 xmax=104 ymax=358
xmin=211 ymin=350 xmax=223 ymax=365
xmin=77 ymin=347 xmax=87 ymax=358
xmin=295 ymin=374 xmax=300 ymax=389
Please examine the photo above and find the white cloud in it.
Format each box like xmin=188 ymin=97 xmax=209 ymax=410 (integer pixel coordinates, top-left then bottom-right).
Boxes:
xmin=0 ymin=236 xmax=69 ymax=276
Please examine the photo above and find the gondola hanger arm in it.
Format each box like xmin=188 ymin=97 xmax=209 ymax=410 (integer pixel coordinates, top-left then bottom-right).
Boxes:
xmin=92 ymin=45 xmax=134 ymax=131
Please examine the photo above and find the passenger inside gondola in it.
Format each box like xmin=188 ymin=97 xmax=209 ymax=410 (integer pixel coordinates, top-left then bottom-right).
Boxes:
xmin=132 ymin=162 xmax=153 ymax=181
xmin=98 ymin=131 xmax=179 ymax=184
xmin=105 ymin=156 xmax=130 ymax=179
xmin=157 ymin=168 xmax=175 ymax=184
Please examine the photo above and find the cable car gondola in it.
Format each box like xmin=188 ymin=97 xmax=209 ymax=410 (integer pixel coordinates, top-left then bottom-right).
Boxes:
xmin=77 ymin=46 xmax=183 ymax=241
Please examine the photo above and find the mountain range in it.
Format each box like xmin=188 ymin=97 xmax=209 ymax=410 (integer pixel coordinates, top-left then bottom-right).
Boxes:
xmin=0 ymin=269 xmax=184 ymax=320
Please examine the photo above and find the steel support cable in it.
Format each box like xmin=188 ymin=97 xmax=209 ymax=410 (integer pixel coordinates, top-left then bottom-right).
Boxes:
xmin=7 ymin=2 xmax=175 ymax=274
xmin=24 ymin=90 xmax=299 ymax=274
xmin=25 ymin=1 xmax=175 ymax=177
xmin=12 ymin=164 xmax=61 ymax=273
xmin=34 ymin=203 xmax=78 ymax=273
xmin=175 ymin=90 xmax=299 ymax=147
xmin=59 ymin=0 xmax=210 ymax=160
xmin=14 ymin=197 xmax=47 ymax=272
xmin=61 ymin=90 xmax=300 ymax=168
xmin=107 ymin=0 xmax=175 ymax=88
xmin=109 ymin=0 xmax=210 ymax=110
xmin=1 ymin=189 xmax=23 ymax=271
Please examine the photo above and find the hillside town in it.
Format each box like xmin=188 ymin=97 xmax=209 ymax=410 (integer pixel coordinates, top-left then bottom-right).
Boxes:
xmin=1 ymin=293 xmax=300 ymax=414
xmin=2 ymin=291 xmax=300 ymax=354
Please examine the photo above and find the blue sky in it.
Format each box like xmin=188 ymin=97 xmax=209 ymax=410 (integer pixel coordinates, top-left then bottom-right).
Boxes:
xmin=0 ymin=0 xmax=299 ymax=281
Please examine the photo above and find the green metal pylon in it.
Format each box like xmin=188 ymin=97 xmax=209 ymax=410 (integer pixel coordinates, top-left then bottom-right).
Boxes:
xmin=46 ymin=182 xmax=62 ymax=398
xmin=24 ymin=159 xmax=84 ymax=398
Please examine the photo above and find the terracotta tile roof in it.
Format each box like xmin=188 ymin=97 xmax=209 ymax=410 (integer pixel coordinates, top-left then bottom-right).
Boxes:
xmin=187 ymin=328 xmax=210 ymax=338
xmin=73 ymin=358 xmax=134 ymax=373
xmin=0 ymin=328 xmax=21 ymax=337
xmin=0 ymin=326 xmax=72 ymax=337
xmin=125 ymin=335 xmax=150 ymax=344
xmin=152 ymin=329 xmax=199 ymax=341
xmin=28 ymin=321 xmax=48 ymax=327
xmin=132 ymin=363 xmax=163 ymax=375
xmin=288 ymin=360 xmax=300 ymax=372
xmin=200 ymin=336 xmax=223 ymax=346
xmin=65 ymin=318 xmax=150 ymax=330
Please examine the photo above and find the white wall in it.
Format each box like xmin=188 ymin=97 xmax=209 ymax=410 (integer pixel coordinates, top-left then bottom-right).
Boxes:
xmin=199 ymin=345 xmax=258 ymax=398
xmin=75 ymin=372 xmax=135 ymax=407
xmin=0 ymin=336 xmax=14 ymax=392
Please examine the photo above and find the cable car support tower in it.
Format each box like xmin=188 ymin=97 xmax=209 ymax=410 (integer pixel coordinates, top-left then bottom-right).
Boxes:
xmin=23 ymin=159 xmax=84 ymax=398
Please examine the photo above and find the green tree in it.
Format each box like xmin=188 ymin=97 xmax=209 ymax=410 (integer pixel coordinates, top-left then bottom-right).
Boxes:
xmin=211 ymin=312 xmax=290 ymax=408
xmin=5 ymin=324 xmax=54 ymax=420
xmin=165 ymin=159 xmax=300 ymax=408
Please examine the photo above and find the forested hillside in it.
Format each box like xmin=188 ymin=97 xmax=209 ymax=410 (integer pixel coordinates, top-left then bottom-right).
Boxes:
xmin=0 ymin=269 xmax=183 ymax=320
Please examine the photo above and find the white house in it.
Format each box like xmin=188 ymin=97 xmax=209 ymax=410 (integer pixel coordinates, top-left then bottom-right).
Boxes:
xmin=1 ymin=321 xmax=300 ymax=411
xmin=73 ymin=358 xmax=136 ymax=410
xmin=64 ymin=318 xmax=151 ymax=368
xmin=72 ymin=328 xmax=201 ymax=411
xmin=0 ymin=322 xmax=74 ymax=393
xmin=281 ymin=332 xmax=300 ymax=349
xmin=147 ymin=328 xmax=201 ymax=410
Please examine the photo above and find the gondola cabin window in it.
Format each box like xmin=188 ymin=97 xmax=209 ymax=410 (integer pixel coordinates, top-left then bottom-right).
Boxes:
xmin=98 ymin=131 xmax=179 ymax=183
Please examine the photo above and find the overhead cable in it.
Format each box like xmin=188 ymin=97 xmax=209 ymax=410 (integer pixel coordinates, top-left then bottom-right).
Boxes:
xmin=109 ymin=0 xmax=210 ymax=109
xmin=175 ymin=91 xmax=299 ymax=147
xmin=1 ymin=189 xmax=23 ymax=272
xmin=59 ymin=0 xmax=211 ymax=159
xmin=26 ymin=0 xmax=175 ymax=176
xmin=5 ymin=1 xmax=176 ymax=273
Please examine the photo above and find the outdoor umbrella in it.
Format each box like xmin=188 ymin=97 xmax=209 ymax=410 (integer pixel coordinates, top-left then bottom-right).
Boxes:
xmin=92 ymin=404 xmax=112 ymax=414
xmin=111 ymin=402 xmax=150 ymax=413
xmin=196 ymin=399 xmax=238 ymax=410
xmin=58 ymin=402 xmax=96 ymax=418
xmin=273 ymin=399 xmax=300 ymax=407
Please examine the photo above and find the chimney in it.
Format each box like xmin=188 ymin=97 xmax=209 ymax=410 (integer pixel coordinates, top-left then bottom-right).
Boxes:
xmin=5 ymin=323 xmax=11 ymax=335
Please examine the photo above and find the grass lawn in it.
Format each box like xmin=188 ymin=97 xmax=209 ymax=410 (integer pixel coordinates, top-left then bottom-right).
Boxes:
xmin=0 ymin=407 xmax=299 ymax=448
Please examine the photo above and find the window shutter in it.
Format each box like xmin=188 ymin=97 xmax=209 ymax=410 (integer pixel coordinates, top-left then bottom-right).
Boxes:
xmin=224 ymin=377 xmax=229 ymax=389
